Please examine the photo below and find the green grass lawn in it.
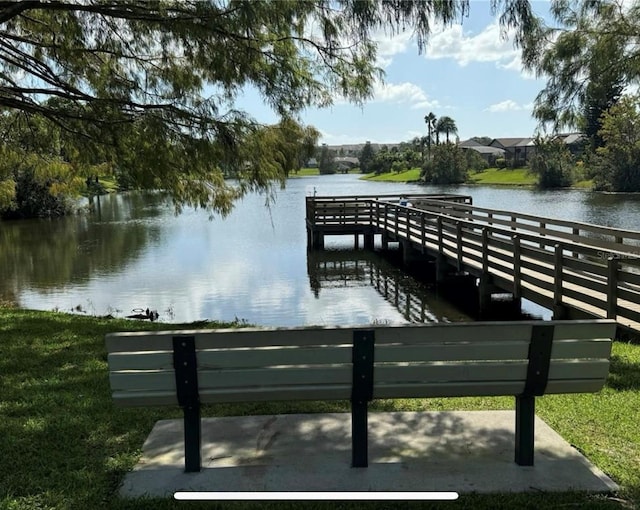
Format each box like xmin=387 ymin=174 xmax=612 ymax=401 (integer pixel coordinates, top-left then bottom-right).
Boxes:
xmin=291 ymin=167 xmax=320 ymax=176
xmin=361 ymin=168 xmax=422 ymax=182
xmin=1 ymin=307 xmax=639 ymax=509
xmin=290 ymin=168 xmax=362 ymax=177
xmin=468 ymin=168 xmax=538 ymax=186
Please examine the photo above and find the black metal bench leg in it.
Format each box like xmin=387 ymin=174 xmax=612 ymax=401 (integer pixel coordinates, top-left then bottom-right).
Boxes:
xmin=352 ymin=400 xmax=368 ymax=467
xmin=183 ymin=403 xmax=201 ymax=472
xmin=515 ymin=395 xmax=535 ymax=466
xmin=351 ymin=330 xmax=374 ymax=468
xmin=173 ymin=335 xmax=201 ymax=473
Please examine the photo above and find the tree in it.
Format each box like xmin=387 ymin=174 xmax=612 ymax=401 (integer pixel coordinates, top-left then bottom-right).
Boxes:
xmin=0 ymin=0 xmax=491 ymax=215
xmin=369 ymin=147 xmax=394 ymax=175
xmin=424 ymin=112 xmax=437 ymax=159
xmin=435 ymin=116 xmax=458 ymax=144
xmin=0 ymin=110 xmax=87 ymax=217
xmin=591 ymin=95 xmax=640 ymax=192
xmin=421 ymin=144 xmax=467 ymax=184
xmin=522 ymin=1 xmax=637 ymax=136
xmin=318 ymin=145 xmax=335 ymax=175
xmin=471 ymin=136 xmax=493 ymax=146
xmin=529 ymin=136 xmax=574 ymax=189
xmin=359 ymin=142 xmax=375 ymax=174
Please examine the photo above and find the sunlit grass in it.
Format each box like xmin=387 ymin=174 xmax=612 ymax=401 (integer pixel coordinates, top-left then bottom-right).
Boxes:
xmin=1 ymin=307 xmax=638 ymax=509
xmin=361 ymin=168 xmax=421 ymax=182
xmin=468 ymin=168 xmax=538 ymax=186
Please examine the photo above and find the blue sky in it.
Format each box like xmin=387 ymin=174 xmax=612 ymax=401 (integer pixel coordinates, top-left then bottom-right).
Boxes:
xmin=238 ymin=2 xmax=553 ymax=145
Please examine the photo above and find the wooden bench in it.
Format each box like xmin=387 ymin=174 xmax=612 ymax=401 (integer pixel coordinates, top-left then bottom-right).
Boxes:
xmin=106 ymin=319 xmax=616 ymax=473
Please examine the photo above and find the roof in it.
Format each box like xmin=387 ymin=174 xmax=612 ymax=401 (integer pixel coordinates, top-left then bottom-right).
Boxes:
xmin=490 ymin=138 xmax=529 ymax=148
xmin=553 ymin=133 xmax=586 ymax=145
xmin=514 ymin=138 xmax=535 ymax=147
xmin=334 ymin=156 xmax=359 ymax=165
xmin=458 ymin=139 xmax=483 ymax=147
xmin=462 ymin=146 xmax=506 ymax=155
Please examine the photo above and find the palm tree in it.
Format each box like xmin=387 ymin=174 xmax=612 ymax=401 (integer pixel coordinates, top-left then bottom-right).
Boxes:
xmin=424 ymin=112 xmax=437 ymax=159
xmin=436 ymin=116 xmax=458 ymax=144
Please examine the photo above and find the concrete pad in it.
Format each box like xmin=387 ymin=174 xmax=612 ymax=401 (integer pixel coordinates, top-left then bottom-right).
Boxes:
xmin=119 ymin=411 xmax=618 ymax=498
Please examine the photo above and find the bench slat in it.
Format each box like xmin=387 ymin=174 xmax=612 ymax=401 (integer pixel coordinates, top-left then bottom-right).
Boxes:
xmin=376 ymin=339 xmax=611 ymax=363
xmin=107 ymin=337 xmax=611 ymax=373
xmin=109 ymin=365 xmax=353 ymax=392
xmin=109 ymin=357 xmax=609 ymax=394
xmin=105 ymin=320 xmax=616 ymax=354
xmin=374 ymin=360 xmax=609 ymax=384
xmin=112 ymin=384 xmax=353 ymax=407
xmin=105 ymin=327 xmax=355 ymax=352
xmin=550 ymin=339 xmax=612 ymax=359
xmin=549 ymin=321 xmax=616 ymax=340
xmin=374 ymin=378 xmax=608 ymax=399
xmin=107 ymin=345 xmax=352 ymax=371
xmin=111 ymin=373 xmax=609 ymax=408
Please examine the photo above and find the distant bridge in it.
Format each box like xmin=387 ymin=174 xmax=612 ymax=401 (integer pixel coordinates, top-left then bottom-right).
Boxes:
xmin=305 ymin=194 xmax=640 ymax=335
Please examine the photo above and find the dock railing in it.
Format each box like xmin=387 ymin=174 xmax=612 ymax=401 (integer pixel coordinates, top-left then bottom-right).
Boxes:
xmin=306 ymin=195 xmax=640 ymax=334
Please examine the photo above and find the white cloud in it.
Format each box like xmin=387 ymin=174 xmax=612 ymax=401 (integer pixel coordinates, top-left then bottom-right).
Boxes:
xmin=371 ymin=81 xmax=440 ymax=110
xmin=425 ymin=22 xmax=532 ymax=77
xmin=623 ymin=82 xmax=640 ymax=96
xmin=374 ymin=29 xmax=414 ymax=68
xmin=319 ymin=130 xmax=372 ymax=145
xmin=496 ymin=55 xmax=538 ymax=79
xmin=485 ymin=100 xmax=533 ymax=113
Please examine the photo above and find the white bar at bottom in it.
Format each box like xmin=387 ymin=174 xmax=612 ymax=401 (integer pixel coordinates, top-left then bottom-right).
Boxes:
xmin=174 ymin=492 xmax=459 ymax=501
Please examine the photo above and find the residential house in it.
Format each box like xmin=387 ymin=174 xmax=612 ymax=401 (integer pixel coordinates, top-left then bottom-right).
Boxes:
xmin=552 ymin=133 xmax=587 ymax=156
xmin=490 ymin=138 xmax=535 ymax=166
xmin=334 ymin=156 xmax=360 ymax=172
xmin=458 ymin=139 xmax=505 ymax=163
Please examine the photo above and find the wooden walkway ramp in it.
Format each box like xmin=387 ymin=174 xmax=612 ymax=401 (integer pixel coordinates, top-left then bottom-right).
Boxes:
xmin=305 ymin=194 xmax=640 ymax=335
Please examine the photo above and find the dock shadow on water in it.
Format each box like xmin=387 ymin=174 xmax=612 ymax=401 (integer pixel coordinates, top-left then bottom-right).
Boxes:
xmin=307 ymin=248 xmax=465 ymax=324
xmin=307 ymin=246 xmax=542 ymax=324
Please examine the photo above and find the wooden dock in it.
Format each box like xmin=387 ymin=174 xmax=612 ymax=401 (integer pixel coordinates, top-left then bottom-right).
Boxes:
xmin=305 ymin=194 xmax=640 ymax=335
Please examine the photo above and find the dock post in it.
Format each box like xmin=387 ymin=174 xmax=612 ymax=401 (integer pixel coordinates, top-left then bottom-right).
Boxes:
xmin=553 ymin=244 xmax=568 ymax=319
xmin=512 ymin=235 xmax=522 ymax=314
xmin=478 ymin=275 xmax=492 ymax=319
xmin=312 ymin=230 xmax=324 ymax=250
xmin=436 ymin=254 xmax=448 ymax=284
xmin=364 ymin=233 xmax=374 ymax=250
xmin=607 ymin=257 xmax=618 ymax=320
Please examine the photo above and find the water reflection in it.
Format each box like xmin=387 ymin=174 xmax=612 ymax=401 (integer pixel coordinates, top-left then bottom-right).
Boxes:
xmin=0 ymin=192 xmax=164 ymax=305
xmin=2 ymin=174 xmax=640 ymax=325
xmin=307 ymin=249 xmax=472 ymax=324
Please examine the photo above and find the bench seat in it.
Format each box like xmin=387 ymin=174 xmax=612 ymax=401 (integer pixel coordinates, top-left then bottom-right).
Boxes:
xmin=106 ymin=319 xmax=616 ymax=472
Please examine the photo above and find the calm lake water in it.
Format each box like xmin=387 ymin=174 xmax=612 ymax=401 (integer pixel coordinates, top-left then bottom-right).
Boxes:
xmin=2 ymin=174 xmax=640 ymax=326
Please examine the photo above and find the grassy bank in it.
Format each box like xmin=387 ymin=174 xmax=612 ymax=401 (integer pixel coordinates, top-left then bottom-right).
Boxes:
xmin=361 ymin=167 xmax=596 ymax=188
xmin=1 ymin=307 xmax=639 ymax=509
xmin=468 ymin=168 xmax=538 ymax=186
xmin=361 ymin=168 xmax=421 ymax=182
xmin=290 ymin=168 xmax=361 ymax=177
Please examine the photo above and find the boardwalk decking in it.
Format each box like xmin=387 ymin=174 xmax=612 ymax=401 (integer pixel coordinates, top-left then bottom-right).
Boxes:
xmin=305 ymin=194 xmax=640 ymax=335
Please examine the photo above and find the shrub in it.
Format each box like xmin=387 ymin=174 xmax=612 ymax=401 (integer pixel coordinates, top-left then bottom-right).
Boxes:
xmin=465 ymin=150 xmax=489 ymax=171
xmin=4 ymin=168 xmax=75 ymax=219
xmin=0 ymin=151 xmax=82 ymax=219
xmin=421 ymin=144 xmax=467 ymax=184
xmin=495 ymin=157 xmax=506 ymax=169
xmin=590 ymin=95 xmax=640 ymax=192
xmin=530 ymin=137 xmax=574 ymax=189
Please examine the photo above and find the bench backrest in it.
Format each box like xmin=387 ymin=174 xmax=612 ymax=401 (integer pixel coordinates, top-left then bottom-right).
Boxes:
xmin=106 ymin=320 xmax=616 ymax=407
